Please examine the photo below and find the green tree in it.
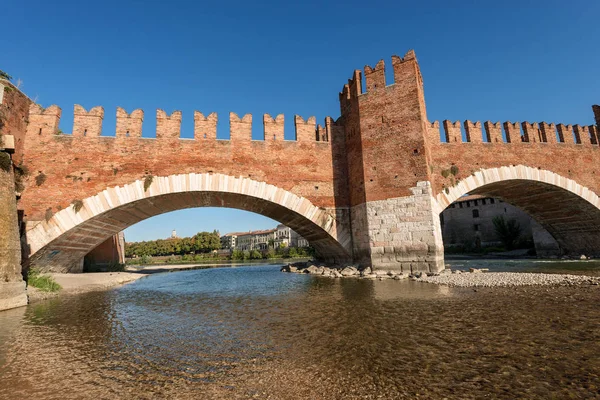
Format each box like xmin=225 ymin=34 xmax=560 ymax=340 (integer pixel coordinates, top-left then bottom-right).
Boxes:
xmin=0 ymin=70 xmax=12 ymax=81
xmin=231 ymin=249 xmax=244 ymax=260
xmin=492 ymin=216 xmax=522 ymax=250
xmin=250 ymin=249 xmax=263 ymax=260
xmin=288 ymin=247 xmax=298 ymax=258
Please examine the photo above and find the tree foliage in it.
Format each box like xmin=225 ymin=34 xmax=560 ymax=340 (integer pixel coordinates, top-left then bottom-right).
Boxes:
xmin=492 ymin=216 xmax=522 ymax=250
xmin=0 ymin=70 xmax=12 ymax=81
xmin=125 ymin=230 xmax=221 ymax=257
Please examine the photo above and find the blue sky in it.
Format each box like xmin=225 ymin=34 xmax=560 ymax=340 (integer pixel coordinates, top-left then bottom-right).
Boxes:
xmin=3 ymin=1 xmax=599 ymax=241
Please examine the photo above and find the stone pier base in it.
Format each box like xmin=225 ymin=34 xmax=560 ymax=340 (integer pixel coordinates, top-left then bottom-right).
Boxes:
xmin=0 ymin=281 xmax=28 ymax=311
xmin=351 ymin=181 xmax=444 ymax=273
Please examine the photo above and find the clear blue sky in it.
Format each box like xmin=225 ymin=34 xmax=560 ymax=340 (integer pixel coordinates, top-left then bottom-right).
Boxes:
xmin=3 ymin=1 xmax=599 ymax=241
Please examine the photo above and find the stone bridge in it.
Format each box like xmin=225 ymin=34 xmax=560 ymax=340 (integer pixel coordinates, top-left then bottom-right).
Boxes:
xmin=0 ymin=49 xmax=599 ymax=310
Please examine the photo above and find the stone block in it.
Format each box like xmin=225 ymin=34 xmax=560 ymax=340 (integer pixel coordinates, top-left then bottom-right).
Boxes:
xmin=0 ymin=281 xmax=28 ymax=311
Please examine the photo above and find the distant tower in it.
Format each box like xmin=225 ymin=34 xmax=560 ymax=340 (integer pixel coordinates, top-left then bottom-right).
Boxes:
xmin=171 ymin=229 xmax=177 ymax=239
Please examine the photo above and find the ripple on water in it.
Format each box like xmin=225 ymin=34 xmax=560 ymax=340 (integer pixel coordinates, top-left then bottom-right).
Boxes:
xmin=0 ymin=264 xmax=598 ymax=399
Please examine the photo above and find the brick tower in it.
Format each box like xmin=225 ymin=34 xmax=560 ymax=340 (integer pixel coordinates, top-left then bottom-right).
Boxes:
xmin=337 ymin=51 xmax=444 ymax=273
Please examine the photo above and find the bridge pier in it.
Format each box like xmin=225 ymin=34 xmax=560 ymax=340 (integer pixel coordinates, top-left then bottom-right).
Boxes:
xmin=351 ymin=182 xmax=444 ymax=273
xmin=0 ymin=141 xmax=27 ymax=311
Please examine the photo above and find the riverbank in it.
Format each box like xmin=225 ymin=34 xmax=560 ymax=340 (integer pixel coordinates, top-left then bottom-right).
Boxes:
xmin=282 ymin=261 xmax=600 ymax=288
xmin=27 ymin=263 xmax=257 ymax=304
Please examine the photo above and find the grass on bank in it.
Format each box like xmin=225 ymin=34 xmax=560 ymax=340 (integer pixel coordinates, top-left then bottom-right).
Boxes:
xmin=27 ymin=268 xmax=62 ymax=292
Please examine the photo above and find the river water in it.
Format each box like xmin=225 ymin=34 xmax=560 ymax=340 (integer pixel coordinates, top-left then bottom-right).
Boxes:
xmin=0 ymin=261 xmax=599 ymax=399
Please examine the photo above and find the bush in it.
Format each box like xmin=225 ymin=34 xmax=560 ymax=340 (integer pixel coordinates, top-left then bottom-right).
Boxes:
xmin=231 ymin=250 xmax=244 ymax=260
xmin=27 ymin=269 xmax=61 ymax=292
xmin=250 ymin=249 xmax=263 ymax=260
xmin=492 ymin=216 xmax=522 ymax=250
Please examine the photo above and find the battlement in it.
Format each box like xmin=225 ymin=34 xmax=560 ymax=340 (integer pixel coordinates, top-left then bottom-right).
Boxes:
xmin=339 ymin=50 xmax=421 ymax=109
xmin=25 ymin=104 xmax=338 ymax=143
xmin=427 ymin=119 xmax=600 ymax=146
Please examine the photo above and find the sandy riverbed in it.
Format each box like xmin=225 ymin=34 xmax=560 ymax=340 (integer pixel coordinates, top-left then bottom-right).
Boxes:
xmin=26 ymin=264 xmax=213 ymax=303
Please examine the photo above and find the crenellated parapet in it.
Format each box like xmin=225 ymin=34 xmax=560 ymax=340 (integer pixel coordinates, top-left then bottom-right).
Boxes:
xmin=338 ymin=70 xmax=362 ymax=112
xmin=338 ymin=50 xmax=422 ymax=115
xmin=24 ymin=105 xmax=337 ymax=143
xmin=427 ymin=119 xmax=600 ymax=146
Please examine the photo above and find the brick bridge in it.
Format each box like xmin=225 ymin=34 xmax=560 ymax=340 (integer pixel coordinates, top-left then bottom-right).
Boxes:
xmin=1 ymin=50 xmax=599 ymax=309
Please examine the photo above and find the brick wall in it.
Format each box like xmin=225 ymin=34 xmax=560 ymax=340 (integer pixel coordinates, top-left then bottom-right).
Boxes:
xmin=19 ymin=107 xmax=345 ymax=222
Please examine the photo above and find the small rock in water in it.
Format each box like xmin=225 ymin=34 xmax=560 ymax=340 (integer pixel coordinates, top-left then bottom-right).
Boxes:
xmin=340 ymin=266 xmax=358 ymax=277
xmin=580 ymin=255 xmax=587 ymax=260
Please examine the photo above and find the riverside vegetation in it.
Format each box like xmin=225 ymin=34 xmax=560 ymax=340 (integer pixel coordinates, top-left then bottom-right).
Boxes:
xmin=26 ymin=268 xmax=61 ymax=292
xmin=126 ymin=231 xmax=314 ymax=266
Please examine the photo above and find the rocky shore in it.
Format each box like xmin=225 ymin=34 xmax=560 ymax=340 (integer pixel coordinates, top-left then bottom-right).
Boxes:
xmin=281 ymin=261 xmax=411 ymax=280
xmin=417 ymin=271 xmax=600 ymax=287
xmin=281 ymin=261 xmax=600 ymax=287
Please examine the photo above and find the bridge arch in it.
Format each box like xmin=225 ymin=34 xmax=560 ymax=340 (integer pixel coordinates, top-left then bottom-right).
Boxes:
xmin=434 ymin=165 xmax=600 ymax=256
xmin=24 ymin=173 xmax=353 ymax=272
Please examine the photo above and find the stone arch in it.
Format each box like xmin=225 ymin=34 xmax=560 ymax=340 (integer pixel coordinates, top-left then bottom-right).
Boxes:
xmin=434 ymin=165 xmax=600 ymax=256
xmin=24 ymin=173 xmax=352 ymax=272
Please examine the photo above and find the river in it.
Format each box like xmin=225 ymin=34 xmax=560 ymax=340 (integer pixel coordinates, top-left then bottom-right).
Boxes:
xmin=0 ymin=261 xmax=598 ymax=399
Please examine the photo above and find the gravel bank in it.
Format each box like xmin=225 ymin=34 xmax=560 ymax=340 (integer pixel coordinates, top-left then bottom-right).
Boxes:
xmin=416 ymin=272 xmax=600 ymax=287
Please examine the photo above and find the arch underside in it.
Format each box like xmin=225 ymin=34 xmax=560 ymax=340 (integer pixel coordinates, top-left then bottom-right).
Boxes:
xmin=469 ymin=180 xmax=600 ymax=256
xmin=25 ymin=191 xmax=351 ymax=273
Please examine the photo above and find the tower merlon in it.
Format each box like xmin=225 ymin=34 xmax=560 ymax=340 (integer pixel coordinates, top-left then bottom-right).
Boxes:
xmin=364 ymin=60 xmax=386 ymax=92
xmin=391 ymin=50 xmax=422 ymax=88
xmin=593 ymin=105 xmax=600 ymax=128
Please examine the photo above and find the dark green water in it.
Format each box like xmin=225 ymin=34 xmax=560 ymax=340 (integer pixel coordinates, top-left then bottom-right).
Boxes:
xmin=0 ymin=263 xmax=598 ymax=399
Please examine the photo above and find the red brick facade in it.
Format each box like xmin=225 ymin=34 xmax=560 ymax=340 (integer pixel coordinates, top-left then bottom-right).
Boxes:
xmin=3 ymin=51 xmax=600 ymax=274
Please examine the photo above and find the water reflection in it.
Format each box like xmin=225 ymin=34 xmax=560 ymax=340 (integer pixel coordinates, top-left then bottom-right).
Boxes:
xmin=0 ymin=264 xmax=598 ymax=399
xmin=446 ymin=257 xmax=600 ymax=276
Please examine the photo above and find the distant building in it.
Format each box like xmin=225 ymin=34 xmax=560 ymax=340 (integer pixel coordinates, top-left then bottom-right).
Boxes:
xmin=221 ymin=232 xmax=243 ymax=250
xmin=274 ymin=224 xmax=308 ymax=248
xmin=441 ymin=195 xmax=559 ymax=255
xmin=171 ymin=229 xmax=178 ymax=239
xmin=237 ymin=229 xmax=276 ymax=251
xmin=222 ymin=225 xmax=310 ymax=251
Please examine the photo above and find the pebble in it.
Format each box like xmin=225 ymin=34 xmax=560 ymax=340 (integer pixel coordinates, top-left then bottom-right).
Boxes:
xmin=281 ymin=262 xmax=600 ymax=287
xmin=416 ymin=272 xmax=600 ymax=288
